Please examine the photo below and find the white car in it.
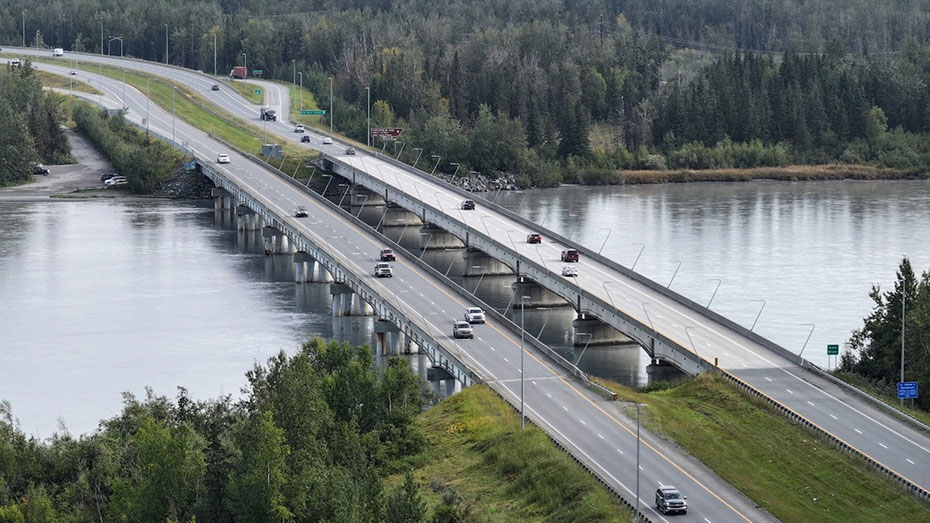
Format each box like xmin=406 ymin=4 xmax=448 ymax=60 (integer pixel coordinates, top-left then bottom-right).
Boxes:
xmin=561 ymin=265 xmax=578 ymax=277
xmin=322 ymin=136 xmax=333 ymax=145
xmin=216 ymin=153 xmax=230 ymax=164
xmin=294 ymin=124 xmax=305 ymax=133
xmin=105 ymin=176 xmax=127 ymax=186
xmin=464 ymin=307 xmax=486 ymax=324
xmin=453 ymin=320 xmax=474 ymax=339
xmin=374 ymin=262 xmax=393 ymax=278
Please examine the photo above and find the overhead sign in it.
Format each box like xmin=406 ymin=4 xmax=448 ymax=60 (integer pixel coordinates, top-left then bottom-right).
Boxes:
xmin=300 ymin=110 xmax=326 ymax=115
xmin=254 ymin=89 xmax=262 ymax=95
xmin=898 ymin=382 xmax=918 ymax=399
xmin=371 ymin=127 xmax=403 ymax=140
xmin=827 ymin=344 xmax=839 ymax=355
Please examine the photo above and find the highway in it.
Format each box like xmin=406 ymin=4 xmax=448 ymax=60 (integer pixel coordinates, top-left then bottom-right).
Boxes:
xmin=11 ymin=55 xmax=775 ymax=521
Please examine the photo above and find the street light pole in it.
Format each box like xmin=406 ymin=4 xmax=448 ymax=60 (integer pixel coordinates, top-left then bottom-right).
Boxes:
xmin=521 ymin=294 xmax=532 ymax=431
xmin=798 ymin=323 xmax=816 ymax=359
xmin=329 ymin=77 xmax=333 ymax=132
xmin=164 ymin=24 xmax=168 ymax=64
xmin=366 ymin=86 xmax=371 ymax=147
xmin=901 ymin=293 xmax=906 ymax=407
xmin=667 ymin=261 xmax=682 ymax=288
xmin=213 ymin=32 xmax=217 ymax=76
xmin=292 ymin=59 xmax=296 ymax=107
xmin=635 ymin=403 xmax=647 ymax=523
xmin=298 ymin=72 xmax=303 ymax=110
xmin=171 ymin=86 xmax=176 ymax=144
xmin=750 ymin=299 xmax=766 ymax=331
xmin=22 ymin=11 xmax=25 ymax=48
xmin=630 ymin=242 xmax=645 ymax=270
xmin=706 ymin=278 xmax=722 ymax=309
xmin=412 ymin=148 xmax=423 ymax=170
xmin=449 ymin=162 xmax=460 ymax=183
xmin=430 ymin=155 xmax=441 ymax=175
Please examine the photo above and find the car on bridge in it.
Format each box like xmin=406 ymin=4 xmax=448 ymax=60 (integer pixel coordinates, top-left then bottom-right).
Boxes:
xmin=210 ymin=84 xmax=219 ymax=91
xmin=655 ymin=486 xmax=687 ymax=515
xmin=301 ymin=135 xmax=310 ymax=143
xmin=526 ymin=233 xmax=542 ymax=244
xmin=70 ymin=70 xmax=76 ymax=75
xmin=453 ymin=320 xmax=474 ymax=339
xmin=379 ymin=248 xmax=395 ymax=261
xmin=294 ymin=206 xmax=308 ymax=218
xmin=561 ymin=249 xmax=579 ymax=262
xmin=322 ymin=136 xmax=333 ymax=145
xmin=374 ymin=262 xmax=393 ymax=278
xmin=345 ymin=146 xmax=356 ymax=155
xmin=216 ymin=153 xmax=230 ymax=164
xmin=464 ymin=307 xmax=486 ymax=324
xmin=461 ymin=199 xmax=475 ymax=210
xmin=561 ymin=265 xmax=578 ymax=277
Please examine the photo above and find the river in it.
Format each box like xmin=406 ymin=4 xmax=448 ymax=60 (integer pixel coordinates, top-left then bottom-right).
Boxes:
xmin=2 ymin=180 xmax=928 ymax=437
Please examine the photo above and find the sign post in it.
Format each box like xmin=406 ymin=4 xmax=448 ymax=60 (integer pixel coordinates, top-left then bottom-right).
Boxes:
xmin=897 ymin=382 xmax=918 ymax=400
xmin=254 ymin=88 xmax=261 ymax=96
xmin=827 ymin=344 xmax=839 ymax=370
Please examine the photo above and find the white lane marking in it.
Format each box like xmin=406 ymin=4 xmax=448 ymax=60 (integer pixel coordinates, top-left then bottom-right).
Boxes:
xmin=616 ymin=448 xmax=624 ymax=455
xmin=878 ymin=442 xmax=888 ymax=449
xmin=562 ymin=406 xmax=568 ymax=411
xmin=807 ymin=401 xmax=816 ymax=407
xmin=704 ymin=518 xmax=712 ymax=523
xmin=907 ymin=458 xmax=915 ymax=465
xmin=830 ymin=414 xmax=838 ymax=420
xmin=504 ymin=357 xmax=509 ymax=363
xmin=546 ymin=393 xmax=552 ymax=398
xmin=531 ymin=381 xmax=537 ymax=386
xmin=579 ymin=419 xmax=586 ymax=426
xmin=854 ymin=429 xmax=862 ymax=434
xmin=598 ymin=434 xmax=604 ymax=440
xmin=639 ymin=465 xmax=644 ymax=471
xmin=785 ymin=389 xmax=793 ymax=394
xmin=764 ymin=377 xmax=772 ymax=382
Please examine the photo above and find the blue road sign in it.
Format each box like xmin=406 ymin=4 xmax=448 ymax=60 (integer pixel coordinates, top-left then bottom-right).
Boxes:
xmin=897 ymin=381 xmax=918 ymax=399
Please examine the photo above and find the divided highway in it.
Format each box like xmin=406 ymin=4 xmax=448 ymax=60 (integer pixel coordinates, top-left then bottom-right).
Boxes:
xmin=13 ymin=56 xmax=771 ymax=521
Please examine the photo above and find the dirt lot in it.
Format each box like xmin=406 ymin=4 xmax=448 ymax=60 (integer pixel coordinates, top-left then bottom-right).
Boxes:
xmin=0 ymin=128 xmax=116 ymax=201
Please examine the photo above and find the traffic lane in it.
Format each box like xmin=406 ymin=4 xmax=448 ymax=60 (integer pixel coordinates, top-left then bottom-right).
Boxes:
xmin=532 ymin=377 xmax=751 ymax=523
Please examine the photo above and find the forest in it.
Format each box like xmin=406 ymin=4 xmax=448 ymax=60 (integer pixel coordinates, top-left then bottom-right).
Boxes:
xmin=0 ymin=338 xmax=431 ymax=522
xmin=5 ymin=0 xmax=930 ymax=185
xmin=840 ymin=259 xmax=930 ymax=413
xmin=0 ymin=63 xmax=70 ymax=186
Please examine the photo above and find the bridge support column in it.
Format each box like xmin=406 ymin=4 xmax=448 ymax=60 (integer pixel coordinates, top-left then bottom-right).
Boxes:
xmin=329 ymin=283 xmax=354 ymax=317
xmin=572 ymin=315 xmax=634 ymax=346
xmin=463 ymin=250 xmax=514 ymax=276
xmin=375 ymin=320 xmax=400 ymax=356
xmin=350 ymin=294 xmax=374 ymax=316
xmin=420 ymin=224 xmax=465 ymax=250
xmin=235 ymin=205 xmax=260 ymax=231
xmin=311 ymin=260 xmax=334 ymax=283
xmin=262 ymin=226 xmax=285 ymax=255
xmin=294 ymin=251 xmax=313 ymax=283
xmin=512 ymin=278 xmax=571 ymax=308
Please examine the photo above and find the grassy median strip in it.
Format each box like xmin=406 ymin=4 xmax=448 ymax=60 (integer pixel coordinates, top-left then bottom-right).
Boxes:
xmin=390 ymin=385 xmax=631 ymax=521
xmin=593 ymin=373 xmax=930 ymax=522
xmin=225 ymin=79 xmax=265 ymax=104
xmin=35 ymin=70 xmax=100 ymax=95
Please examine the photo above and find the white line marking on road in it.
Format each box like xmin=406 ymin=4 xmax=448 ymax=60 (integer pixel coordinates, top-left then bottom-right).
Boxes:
xmin=879 ymin=442 xmax=888 ymax=449
xmin=504 ymin=357 xmax=509 ymax=363
xmin=704 ymin=518 xmax=712 ymax=523
xmin=830 ymin=414 xmax=838 ymax=420
xmin=598 ymin=434 xmax=604 ymax=440
xmin=546 ymin=393 xmax=552 ymax=398
xmin=531 ymin=381 xmax=537 ymax=386
xmin=639 ymin=465 xmax=644 ymax=471
xmin=854 ymin=429 xmax=862 ymax=434
xmin=562 ymin=406 xmax=568 ymax=411
xmin=579 ymin=419 xmax=586 ymax=426
xmin=764 ymin=377 xmax=772 ymax=382
xmin=616 ymin=448 xmax=624 ymax=455
xmin=785 ymin=389 xmax=793 ymax=394
xmin=907 ymin=458 xmax=915 ymax=465
xmin=807 ymin=401 xmax=815 ymax=407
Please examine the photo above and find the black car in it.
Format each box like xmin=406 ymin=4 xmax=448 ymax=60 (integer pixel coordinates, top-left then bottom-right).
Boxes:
xmin=33 ymin=164 xmax=49 ymax=175
xmin=301 ymin=135 xmax=311 ymax=143
xmin=211 ymin=84 xmax=220 ymax=91
xmin=461 ymin=199 xmax=476 ymax=210
xmin=100 ymin=173 xmax=119 ymax=182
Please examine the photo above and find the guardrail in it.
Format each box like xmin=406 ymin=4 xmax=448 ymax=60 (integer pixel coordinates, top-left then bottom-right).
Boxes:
xmin=713 ymin=366 xmax=930 ymax=503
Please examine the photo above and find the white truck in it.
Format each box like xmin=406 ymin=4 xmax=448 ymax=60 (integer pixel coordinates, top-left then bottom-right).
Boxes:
xmin=52 ymin=48 xmax=64 ymax=57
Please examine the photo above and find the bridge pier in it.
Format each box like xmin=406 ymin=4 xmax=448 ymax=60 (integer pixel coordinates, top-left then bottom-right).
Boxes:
xmin=262 ymin=226 xmax=287 ymax=255
xmin=329 ymin=283 xmax=372 ymax=317
xmin=512 ymin=278 xmax=570 ymax=308
xmin=420 ymin=224 xmax=465 ymax=250
xmin=382 ymin=205 xmax=423 ymax=227
xmin=294 ymin=251 xmax=313 ymax=283
xmin=235 ymin=205 xmax=262 ymax=231
xmin=463 ymin=250 xmax=514 ymax=276
xmin=572 ymin=315 xmax=634 ymax=346
xmin=351 ymin=186 xmax=385 ymax=207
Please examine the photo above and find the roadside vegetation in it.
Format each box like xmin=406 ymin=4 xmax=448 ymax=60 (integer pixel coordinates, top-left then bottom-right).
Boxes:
xmin=71 ymin=102 xmax=186 ymax=194
xmin=0 ymin=62 xmax=71 ymax=186
xmin=592 ymin=373 xmax=930 ymax=522
xmin=838 ymin=258 xmax=930 ymax=418
xmin=34 ymin=69 xmax=99 ymax=95
xmin=0 ymin=338 xmax=629 ymax=521
xmin=225 ymin=79 xmax=264 ymax=105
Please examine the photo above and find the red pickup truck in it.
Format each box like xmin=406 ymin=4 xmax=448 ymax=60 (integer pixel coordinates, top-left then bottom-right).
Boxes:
xmin=561 ymin=249 xmax=579 ymax=262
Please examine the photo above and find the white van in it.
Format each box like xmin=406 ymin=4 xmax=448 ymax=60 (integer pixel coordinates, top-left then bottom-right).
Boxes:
xmin=52 ymin=48 xmax=64 ymax=57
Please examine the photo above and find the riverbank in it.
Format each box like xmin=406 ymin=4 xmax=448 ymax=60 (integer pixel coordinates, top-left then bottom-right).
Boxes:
xmin=593 ymin=373 xmax=930 ymax=521
xmin=579 ymin=163 xmax=920 ymax=186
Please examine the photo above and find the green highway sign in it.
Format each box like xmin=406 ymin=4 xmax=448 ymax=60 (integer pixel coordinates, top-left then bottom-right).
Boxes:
xmin=252 ymin=69 xmax=263 ymax=75
xmin=254 ymin=89 xmax=261 ymax=95
xmin=300 ymin=110 xmax=326 ymax=115
xmin=827 ymin=344 xmax=839 ymax=355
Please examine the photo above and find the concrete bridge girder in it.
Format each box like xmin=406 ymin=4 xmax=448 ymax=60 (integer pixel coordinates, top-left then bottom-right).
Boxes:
xmin=513 ymin=278 xmax=571 ymax=309
xmin=419 ymin=224 xmax=465 ymax=250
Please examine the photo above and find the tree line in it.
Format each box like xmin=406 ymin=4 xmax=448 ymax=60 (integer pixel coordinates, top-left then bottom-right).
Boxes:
xmin=0 ymin=62 xmax=70 ymax=186
xmin=6 ymin=1 xmax=930 ymax=185
xmin=0 ymin=338 xmax=434 ymax=522
xmin=840 ymin=259 xmax=930 ymax=412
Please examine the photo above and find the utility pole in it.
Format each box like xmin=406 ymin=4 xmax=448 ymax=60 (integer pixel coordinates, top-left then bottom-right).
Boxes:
xmin=366 ymin=86 xmax=371 ymax=147
xmin=901 ymin=293 xmax=906 ymax=406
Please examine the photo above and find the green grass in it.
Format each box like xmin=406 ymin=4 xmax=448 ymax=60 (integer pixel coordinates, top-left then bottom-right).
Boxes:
xmin=35 ymin=70 xmax=100 ymax=94
xmin=388 ymin=385 xmax=631 ymax=521
xmin=592 ymin=373 xmax=930 ymax=522
xmin=226 ymin=79 xmax=265 ymax=105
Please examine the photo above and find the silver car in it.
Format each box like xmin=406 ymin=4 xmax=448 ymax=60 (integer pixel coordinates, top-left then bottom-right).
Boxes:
xmin=453 ymin=320 xmax=474 ymax=339
xmin=464 ymin=307 xmax=486 ymax=324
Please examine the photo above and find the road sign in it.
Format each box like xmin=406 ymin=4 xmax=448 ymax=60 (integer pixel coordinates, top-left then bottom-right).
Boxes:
xmin=252 ymin=69 xmax=263 ymax=75
xmin=827 ymin=344 xmax=839 ymax=355
xmin=254 ymin=88 xmax=262 ymax=95
xmin=300 ymin=110 xmax=326 ymax=115
xmin=371 ymin=127 xmax=403 ymax=140
xmin=898 ymin=382 xmax=918 ymax=399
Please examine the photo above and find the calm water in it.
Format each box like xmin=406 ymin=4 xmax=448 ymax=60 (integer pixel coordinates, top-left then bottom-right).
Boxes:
xmin=491 ymin=180 xmax=930 ymax=372
xmin=3 ymin=180 xmax=929 ymax=436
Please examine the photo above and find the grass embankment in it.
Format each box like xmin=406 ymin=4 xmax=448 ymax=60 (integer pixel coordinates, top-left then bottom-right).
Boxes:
xmin=226 ymin=79 xmax=265 ymax=104
xmin=226 ymin=78 xmax=326 ymax=129
xmin=35 ymin=70 xmax=99 ymax=95
xmin=392 ymin=385 xmax=631 ymax=521
xmin=592 ymin=373 xmax=930 ymax=522
xmin=27 ymin=56 xmax=320 ymax=180
xmin=831 ymin=371 xmax=930 ymax=427
xmin=585 ymin=164 xmax=916 ymax=185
